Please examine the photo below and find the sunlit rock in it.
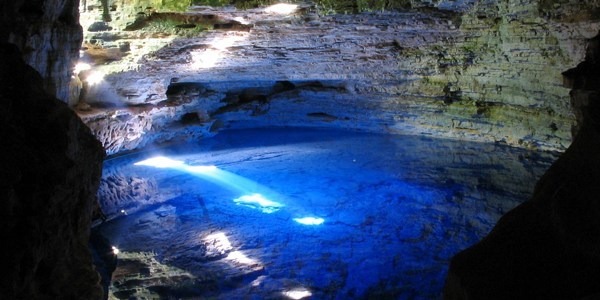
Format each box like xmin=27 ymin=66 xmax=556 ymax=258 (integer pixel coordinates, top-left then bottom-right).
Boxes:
xmin=264 ymin=3 xmax=299 ymax=15
xmin=76 ymin=2 xmax=600 ymax=155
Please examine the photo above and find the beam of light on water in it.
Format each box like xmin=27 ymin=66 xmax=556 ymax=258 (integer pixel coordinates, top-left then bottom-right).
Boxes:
xmin=134 ymin=156 xmax=284 ymax=212
xmin=226 ymin=250 xmax=259 ymax=266
xmin=203 ymin=232 xmax=233 ymax=256
xmin=203 ymin=233 xmax=263 ymax=268
xmin=185 ymin=165 xmax=219 ymax=173
xmin=282 ymin=288 xmax=312 ymax=299
xmin=184 ymin=167 xmax=262 ymax=194
xmin=134 ymin=156 xmax=255 ymax=192
xmin=233 ymin=193 xmax=284 ymax=213
xmin=293 ymin=217 xmax=325 ymax=225
xmin=134 ymin=156 xmax=185 ymax=168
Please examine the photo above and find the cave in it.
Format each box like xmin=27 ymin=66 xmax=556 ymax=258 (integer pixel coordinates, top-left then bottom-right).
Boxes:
xmin=1 ymin=0 xmax=600 ymax=299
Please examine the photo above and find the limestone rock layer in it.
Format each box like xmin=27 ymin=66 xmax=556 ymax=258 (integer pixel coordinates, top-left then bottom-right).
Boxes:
xmin=77 ymin=0 xmax=599 ymax=155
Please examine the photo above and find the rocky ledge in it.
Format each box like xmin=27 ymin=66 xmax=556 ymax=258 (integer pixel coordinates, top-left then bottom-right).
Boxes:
xmin=75 ymin=1 xmax=600 ymax=156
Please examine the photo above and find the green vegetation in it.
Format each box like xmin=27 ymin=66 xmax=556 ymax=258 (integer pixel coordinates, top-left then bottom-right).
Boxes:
xmin=143 ymin=18 xmax=209 ymax=37
xmin=190 ymin=0 xmax=230 ymax=7
xmin=158 ymin=0 xmax=193 ymax=11
xmin=231 ymin=0 xmax=277 ymax=9
xmin=315 ymin=0 xmax=339 ymax=15
xmin=355 ymin=0 xmax=411 ymax=12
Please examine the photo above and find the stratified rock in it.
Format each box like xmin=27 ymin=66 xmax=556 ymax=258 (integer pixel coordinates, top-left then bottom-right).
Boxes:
xmin=77 ymin=1 xmax=600 ymax=156
xmin=444 ymin=33 xmax=600 ymax=300
xmin=0 ymin=0 xmax=82 ymax=103
xmin=0 ymin=43 xmax=105 ymax=299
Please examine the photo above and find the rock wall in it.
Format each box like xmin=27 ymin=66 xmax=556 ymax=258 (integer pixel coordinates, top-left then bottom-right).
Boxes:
xmin=0 ymin=44 xmax=105 ymax=299
xmin=0 ymin=0 xmax=83 ymax=103
xmin=1 ymin=0 xmax=107 ymax=298
xmin=417 ymin=0 xmax=600 ymax=149
xmin=443 ymin=33 xmax=600 ymax=300
xmin=74 ymin=0 xmax=599 ymax=155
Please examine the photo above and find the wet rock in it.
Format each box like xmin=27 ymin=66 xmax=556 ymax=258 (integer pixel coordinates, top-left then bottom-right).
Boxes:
xmin=79 ymin=98 xmax=221 ymax=155
xmin=108 ymin=251 xmax=198 ymax=299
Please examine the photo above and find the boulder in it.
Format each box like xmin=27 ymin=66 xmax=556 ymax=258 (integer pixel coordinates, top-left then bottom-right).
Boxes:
xmin=0 ymin=43 xmax=105 ymax=299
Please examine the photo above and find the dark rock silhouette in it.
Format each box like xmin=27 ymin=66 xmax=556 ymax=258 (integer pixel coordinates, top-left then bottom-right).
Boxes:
xmin=444 ymin=33 xmax=600 ymax=300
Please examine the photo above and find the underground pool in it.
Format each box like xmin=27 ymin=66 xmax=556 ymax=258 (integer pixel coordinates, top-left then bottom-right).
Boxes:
xmin=93 ymin=127 xmax=559 ymax=299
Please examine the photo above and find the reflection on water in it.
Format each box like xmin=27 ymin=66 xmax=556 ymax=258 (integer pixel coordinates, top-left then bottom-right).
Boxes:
xmin=94 ymin=128 xmax=559 ymax=299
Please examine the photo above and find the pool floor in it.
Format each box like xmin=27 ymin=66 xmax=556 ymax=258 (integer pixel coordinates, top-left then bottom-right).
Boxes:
xmin=94 ymin=128 xmax=557 ymax=299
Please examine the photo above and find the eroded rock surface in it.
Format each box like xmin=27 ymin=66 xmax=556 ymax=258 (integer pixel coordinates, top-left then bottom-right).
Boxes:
xmin=76 ymin=1 xmax=600 ymax=156
xmin=0 ymin=0 xmax=82 ymax=103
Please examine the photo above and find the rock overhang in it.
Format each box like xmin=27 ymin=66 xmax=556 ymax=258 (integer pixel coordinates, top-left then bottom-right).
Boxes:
xmin=75 ymin=1 xmax=600 ymax=156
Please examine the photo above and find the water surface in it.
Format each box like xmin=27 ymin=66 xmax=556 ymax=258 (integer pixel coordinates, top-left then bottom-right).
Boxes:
xmin=95 ymin=128 xmax=558 ymax=299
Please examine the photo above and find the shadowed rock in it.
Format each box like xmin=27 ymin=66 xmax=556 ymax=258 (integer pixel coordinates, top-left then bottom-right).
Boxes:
xmin=0 ymin=43 xmax=105 ymax=299
xmin=444 ymin=33 xmax=600 ymax=300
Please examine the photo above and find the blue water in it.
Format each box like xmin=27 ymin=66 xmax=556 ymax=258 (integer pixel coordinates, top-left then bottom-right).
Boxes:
xmin=94 ymin=128 xmax=558 ymax=299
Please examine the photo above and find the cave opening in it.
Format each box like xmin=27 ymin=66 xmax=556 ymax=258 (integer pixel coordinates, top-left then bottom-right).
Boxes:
xmin=75 ymin=0 xmax=600 ymax=299
xmin=3 ymin=0 xmax=600 ymax=299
